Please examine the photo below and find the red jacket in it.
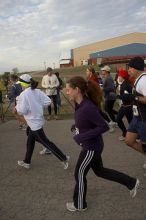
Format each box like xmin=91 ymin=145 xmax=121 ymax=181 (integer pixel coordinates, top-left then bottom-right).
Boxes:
xmin=88 ymin=75 xmax=99 ymax=84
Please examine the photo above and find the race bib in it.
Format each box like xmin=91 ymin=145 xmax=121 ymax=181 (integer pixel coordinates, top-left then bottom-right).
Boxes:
xmin=133 ymin=105 xmax=139 ymax=116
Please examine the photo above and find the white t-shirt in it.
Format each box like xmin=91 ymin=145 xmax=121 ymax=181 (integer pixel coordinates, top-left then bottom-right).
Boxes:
xmin=41 ymin=74 xmax=59 ymax=96
xmin=134 ymin=72 xmax=146 ymax=96
xmin=16 ymin=88 xmax=51 ymax=131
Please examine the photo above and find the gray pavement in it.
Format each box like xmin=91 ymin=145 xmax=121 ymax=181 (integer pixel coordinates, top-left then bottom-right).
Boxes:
xmin=0 ymin=119 xmax=146 ymax=220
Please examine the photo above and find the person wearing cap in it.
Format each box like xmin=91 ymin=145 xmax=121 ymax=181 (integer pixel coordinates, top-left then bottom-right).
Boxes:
xmin=14 ymin=74 xmax=69 ymax=170
xmin=124 ymin=57 xmax=146 ymax=174
xmin=116 ymin=69 xmax=133 ymax=141
xmin=41 ymin=67 xmax=59 ymax=120
xmin=101 ymin=65 xmax=117 ymax=128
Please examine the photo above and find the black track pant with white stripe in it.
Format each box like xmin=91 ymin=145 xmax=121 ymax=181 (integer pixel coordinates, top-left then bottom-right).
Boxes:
xmin=73 ymin=150 xmax=136 ymax=209
xmin=24 ymin=127 xmax=67 ymax=164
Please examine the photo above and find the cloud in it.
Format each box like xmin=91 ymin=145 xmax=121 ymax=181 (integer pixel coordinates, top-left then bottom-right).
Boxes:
xmin=0 ymin=0 xmax=146 ymax=72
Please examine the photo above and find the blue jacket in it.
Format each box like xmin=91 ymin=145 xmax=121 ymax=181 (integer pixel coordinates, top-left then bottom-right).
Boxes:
xmin=9 ymin=83 xmax=22 ymax=102
xmin=103 ymin=76 xmax=116 ymax=100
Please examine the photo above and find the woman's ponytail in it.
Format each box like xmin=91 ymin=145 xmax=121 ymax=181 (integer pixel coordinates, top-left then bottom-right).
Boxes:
xmin=67 ymin=76 xmax=103 ymax=109
xmin=86 ymin=80 xmax=103 ymax=109
xmin=30 ymin=79 xmax=38 ymax=90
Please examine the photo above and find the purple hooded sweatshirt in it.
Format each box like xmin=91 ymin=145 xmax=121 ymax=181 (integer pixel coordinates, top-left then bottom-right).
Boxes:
xmin=73 ymin=97 xmax=109 ymax=152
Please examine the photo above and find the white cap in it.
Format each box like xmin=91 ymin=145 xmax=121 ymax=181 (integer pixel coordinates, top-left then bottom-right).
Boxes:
xmin=19 ymin=74 xmax=32 ymax=83
xmin=101 ymin=65 xmax=111 ymax=72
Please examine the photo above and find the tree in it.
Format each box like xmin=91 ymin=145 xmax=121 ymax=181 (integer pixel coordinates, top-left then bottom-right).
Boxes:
xmin=12 ymin=67 xmax=19 ymax=74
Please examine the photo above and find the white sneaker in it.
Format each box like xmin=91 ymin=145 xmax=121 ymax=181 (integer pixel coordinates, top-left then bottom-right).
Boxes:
xmin=130 ymin=179 xmax=140 ymax=198
xmin=66 ymin=202 xmax=87 ymax=212
xmin=118 ymin=136 xmax=125 ymax=141
xmin=109 ymin=127 xmax=115 ymax=133
xmin=54 ymin=115 xmax=59 ymax=120
xmin=109 ymin=121 xmax=114 ymax=126
xmin=109 ymin=121 xmax=117 ymax=126
xmin=114 ymin=122 xmax=118 ymax=128
xmin=18 ymin=160 xmax=30 ymax=169
xmin=19 ymin=124 xmax=27 ymax=130
xmin=47 ymin=116 xmax=51 ymax=120
xmin=19 ymin=125 xmax=23 ymax=129
xmin=39 ymin=148 xmax=51 ymax=155
xmin=62 ymin=155 xmax=70 ymax=170
xmin=143 ymin=161 xmax=146 ymax=169
xmin=21 ymin=125 xmax=27 ymax=131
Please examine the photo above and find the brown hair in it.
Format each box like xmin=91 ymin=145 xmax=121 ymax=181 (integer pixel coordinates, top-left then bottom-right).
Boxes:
xmin=67 ymin=76 xmax=103 ymax=109
xmin=87 ymin=66 xmax=96 ymax=76
xmin=47 ymin=67 xmax=53 ymax=73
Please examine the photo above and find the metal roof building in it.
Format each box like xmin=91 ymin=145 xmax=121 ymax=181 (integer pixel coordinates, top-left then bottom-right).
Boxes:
xmin=72 ymin=32 xmax=146 ymax=67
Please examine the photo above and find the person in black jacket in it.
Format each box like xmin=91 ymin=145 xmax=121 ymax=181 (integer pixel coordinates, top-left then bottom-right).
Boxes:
xmin=116 ymin=69 xmax=133 ymax=141
xmin=101 ymin=65 xmax=117 ymax=124
xmin=54 ymin=72 xmax=63 ymax=108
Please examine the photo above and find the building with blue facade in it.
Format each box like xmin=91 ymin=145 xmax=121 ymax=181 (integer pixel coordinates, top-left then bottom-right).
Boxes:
xmin=72 ymin=32 xmax=146 ymax=67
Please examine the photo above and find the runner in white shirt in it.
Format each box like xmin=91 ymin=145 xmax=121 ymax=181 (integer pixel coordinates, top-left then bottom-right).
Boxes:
xmin=14 ymin=74 xmax=69 ymax=169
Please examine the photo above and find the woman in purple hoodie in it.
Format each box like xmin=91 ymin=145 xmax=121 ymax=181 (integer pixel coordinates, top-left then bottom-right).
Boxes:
xmin=66 ymin=76 xmax=139 ymax=212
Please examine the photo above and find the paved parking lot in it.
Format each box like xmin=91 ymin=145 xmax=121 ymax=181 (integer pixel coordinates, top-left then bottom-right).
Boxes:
xmin=0 ymin=119 xmax=146 ymax=220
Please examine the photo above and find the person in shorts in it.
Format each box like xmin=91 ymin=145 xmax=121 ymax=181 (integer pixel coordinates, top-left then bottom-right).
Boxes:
xmin=125 ymin=57 xmax=146 ymax=174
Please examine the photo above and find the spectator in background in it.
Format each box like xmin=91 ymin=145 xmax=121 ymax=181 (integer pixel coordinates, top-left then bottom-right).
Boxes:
xmin=0 ymin=79 xmax=5 ymax=103
xmin=0 ymin=90 xmax=2 ymax=103
xmin=41 ymin=67 xmax=59 ymax=155
xmin=8 ymin=74 xmax=22 ymax=104
xmin=101 ymin=65 xmax=117 ymax=127
xmin=41 ymin=67 xmax=59 ymax=120
xmin=116 ymin=69 xmax=133 ymax=141
xmin=114 ymin=70 xmax=119 ymax=89
xmin=54 ymin=72 xmax=63 ymax=108
xmin=3 ymin=78 xmax=9 ymax=96
xmin=8 ymin=74 xmax=27 ymax=130
xmin=0 ymin=79 xmax=6 ymax=121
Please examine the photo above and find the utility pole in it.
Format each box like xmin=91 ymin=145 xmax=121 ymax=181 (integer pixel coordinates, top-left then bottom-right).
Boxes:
xmin=44 ymin=61 xmax=46 ymax=70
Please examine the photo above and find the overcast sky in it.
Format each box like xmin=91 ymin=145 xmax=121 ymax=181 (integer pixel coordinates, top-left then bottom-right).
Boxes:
xmin=0 ymin=0 xmax=146 ymax=73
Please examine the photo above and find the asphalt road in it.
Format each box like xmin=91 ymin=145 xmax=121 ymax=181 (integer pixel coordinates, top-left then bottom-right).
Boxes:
xmin=0 ymin=119 xmax=146 ymax=220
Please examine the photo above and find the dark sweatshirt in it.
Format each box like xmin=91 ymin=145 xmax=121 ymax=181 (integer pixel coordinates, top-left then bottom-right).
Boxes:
xmin=103 ymin=75 xmax=116 ymax=100
xmin=119 ymin=80 xmax=133 ymax=106
xmin=73 ymin=98 xmax=109 ymax=151
xmin=8 ymin=83 xmax=22 ymax=103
